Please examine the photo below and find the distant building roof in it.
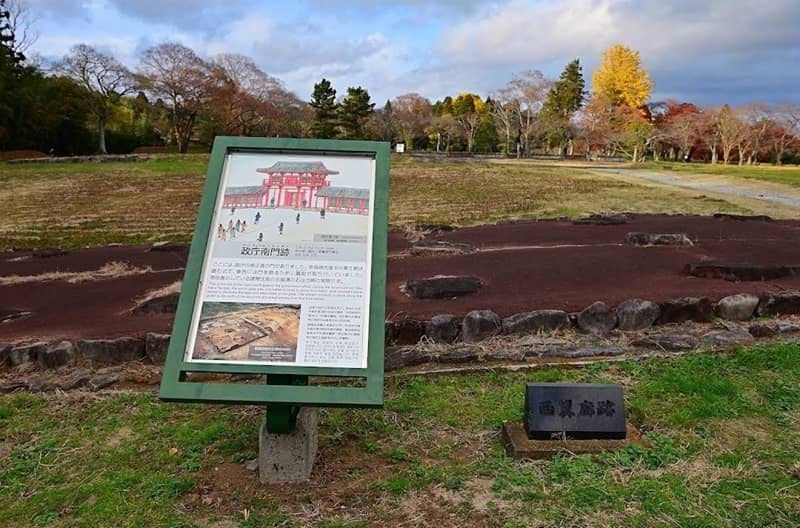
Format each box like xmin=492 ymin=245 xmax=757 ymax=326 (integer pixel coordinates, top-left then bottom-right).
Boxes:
xmin=225 ymin=185 xmax=264 ymax=196
xmin=256 ymin=161 xmax=339 ymax=175
xmin=316 ymin=186 xmax=370 ymax=200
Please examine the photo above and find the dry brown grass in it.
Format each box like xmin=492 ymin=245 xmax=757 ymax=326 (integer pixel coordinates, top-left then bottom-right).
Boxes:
xmin=0 ymin=261 xmax=154 ymax=285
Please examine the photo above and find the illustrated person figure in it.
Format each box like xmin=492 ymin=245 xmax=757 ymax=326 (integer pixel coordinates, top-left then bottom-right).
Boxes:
xmin=296 ymin=213 xmax=300 ymax=224
xmin=278 ymin=222 xmax=284 ymax=235
xmin=320 ymin=208 xmax=325 ymax=220
xmin=231 ymin=207 xmax=236 ymax=215
xmin=270 ymin=197 xmax=275 ymax=208
xmin=257 ymin=232 xmax=263 ymax=242
xmin=235 ymin=219 xmax=241 ymax=232
xmin=241 ymin=221 xmax=247 ymax=233
xmin=254 ymin=212 xmax=261 ymax=224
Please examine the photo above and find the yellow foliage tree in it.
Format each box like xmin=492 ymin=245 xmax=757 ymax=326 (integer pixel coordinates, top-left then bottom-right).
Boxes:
xmin=592 ymin=44 xmax=653 ymax=109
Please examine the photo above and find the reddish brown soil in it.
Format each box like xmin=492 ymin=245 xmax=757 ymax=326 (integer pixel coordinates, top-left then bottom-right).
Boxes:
xmin=2 ymin=214 xmax=800 ymax=343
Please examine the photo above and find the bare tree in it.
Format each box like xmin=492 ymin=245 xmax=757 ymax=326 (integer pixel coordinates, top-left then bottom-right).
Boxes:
xmin=508 ymin=70 xmax=551 ymax=155
xmin=766 ymin=103 xmax=800 ymax=165
xmin=391 ymin=93 xmax=432 ymax=150
xmin=715 ymin=105 xmax=747 ymax=164
xmin=3 ymin=0 xmax=37 ymax=58
xmin=139 ymin=43 xmax=214 ymax=153
xmin=55 ymin=44 xmax=135 ymax=154
xmin=489 ymin=85 xmax=519 ymax=155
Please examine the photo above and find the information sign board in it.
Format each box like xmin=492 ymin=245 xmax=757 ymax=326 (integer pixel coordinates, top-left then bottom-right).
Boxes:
xmin=159 ymin=137 xmax=389 ymax=407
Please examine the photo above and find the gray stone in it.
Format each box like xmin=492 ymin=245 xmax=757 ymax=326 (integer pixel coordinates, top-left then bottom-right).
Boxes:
xmin=384 ymin=347 xmax=431 ymax=371
xmin=757 ymin=291 xmax=800 ymax=317
xmin=716 ymin=294 xmax=760 ymax=321
xmin=61 ymin=371 xmax=91 ymax=390
xmin=487 ymin=349 xmax=526 ymax=361
xmin=749 ymin=324 xmax=776 ymax=338
xmin=701 ymin=329 xmax=755 ymax=347
xmin=77 ymin=337 xmax=146 ymax=365
xmin=410 ymin=240 xmax=477 ymax=256
xmin=777 ymin=322 xmax=800 ymax=334
xmin=37 ymin=341 xmax=74 ymax=369
xmin=27 ymin=377 xmax=57 ymax=392
xmin=502 ymin=310 xmax=570 ymax=335
xmin=516 ymin=336 xmax=570 ymax=347
xmin=573 ymin=213 xmax=628 ymax=225
xmin=616 ymin=299 xmax=661 ymax=331
xmin=0 ymin=343 xmax=10 ymax=366
xmin=632 ymin=333 xmax=699 ymax=351
xmin=145 ymin=333 xmax=171 ymax=364
xmin=425 ymin=314 xmax=460 ymax=344
xmin=544 ymin=346 xmax=625 ymax=358
xmin=685 ymin=262 xmax=800 ymax=281
xmin=577 ymin=301 xmax=617 ymax=335
xmin=245 ymin=458 xmax=259 ymax=471
xmin=88 ymin=375 xmax=119 ymax=391
xmin=394 ymin=319 xmax=425 ymax=345
xmin=624 ymin=232 xmax=694 ymax=247
xmin=437 ymin=344 xmax=480 ymax=363
xmin=657 ymin=297 xmax=714 ymax=324
xmin=462 ymin=310 xmax=502 ymax=342
xmin=384 ymin=321 xmax=398 ymax=345
xmin=405 ymin=275 xmax=482 ymax=299
xmin=0 ymin=382 xmax=26 ymax=393
xmin=259 ymin=407 xmax=318 ymax=483
xmin=9 ymin=342 xmax=47 ymax=367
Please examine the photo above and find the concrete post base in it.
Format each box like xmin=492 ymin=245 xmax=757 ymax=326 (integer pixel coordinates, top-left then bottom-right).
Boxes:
xmin=258 ymin=407 xmax=318 ymax=483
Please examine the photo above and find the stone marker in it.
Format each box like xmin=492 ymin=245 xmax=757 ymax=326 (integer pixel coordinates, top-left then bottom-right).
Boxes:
xmin=259 ymin=407 xmax=318 ymax=483
xmin=145 ymin=333 xmax=171 ymax=364
xmin=524 ymin=383 xmax=626 ymax=440
xmin=624 ymin=232 xmax=693 ymax=246
xmin=462 ymin=310 xmax=502 ymax=342
xmin=9 ymin=342 xmax=47 ymax=367
xmin=577 ymin=301 xmax=617 ymax=335
xmin=632 ymin=332 xmax=699 ymax=351
xmin=716 ymin=293 xmax=760 ymax=321
xmin=405 ymin=275 xmax=482 ymax=299
xmin=616 ymin=299 xmax=660 ymax=331
xmin=701 ymin=328 xmax=755 ymax=347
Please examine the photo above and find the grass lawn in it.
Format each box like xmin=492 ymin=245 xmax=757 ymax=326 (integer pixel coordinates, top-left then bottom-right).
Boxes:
xmin=643 ymin=161 xmax=800 ymax=188
xmin=0 ymin=156 xmax=758 ymax=250
xmin=1 ymin=343 xmax=799 ymax=527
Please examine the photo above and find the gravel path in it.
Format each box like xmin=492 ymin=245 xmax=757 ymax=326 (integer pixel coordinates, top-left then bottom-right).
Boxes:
xmin=593 ymin=168 xmax=800 ymax=210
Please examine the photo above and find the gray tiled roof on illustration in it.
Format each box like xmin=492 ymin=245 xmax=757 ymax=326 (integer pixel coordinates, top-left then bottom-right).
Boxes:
xmin=224 ymin=185 xmax=264 ymax=196
xmin=315 ymin=186 xmax=370 ymax=199
xmin=256 ymin=161 xmax=339 ymax=174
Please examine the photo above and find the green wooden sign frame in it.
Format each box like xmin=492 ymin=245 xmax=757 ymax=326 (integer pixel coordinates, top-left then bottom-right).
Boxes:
xmin=159 ymin=137 xmax=389 ymax=408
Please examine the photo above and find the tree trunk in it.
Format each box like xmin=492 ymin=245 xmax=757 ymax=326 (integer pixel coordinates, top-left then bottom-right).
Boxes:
xmin=711 ymin=145 xmax=718 ymax=164
xmin=98 ymin=112 xmax=107 ymax=155
xmin=632 ymin=145 xmax=639 ymax=163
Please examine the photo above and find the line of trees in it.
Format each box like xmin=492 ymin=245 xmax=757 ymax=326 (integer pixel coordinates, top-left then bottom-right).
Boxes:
xmin=1 ymin=1 xmax=798 ymax=163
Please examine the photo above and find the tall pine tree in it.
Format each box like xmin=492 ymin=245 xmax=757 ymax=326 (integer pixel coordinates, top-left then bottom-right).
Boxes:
xmin=337 ymin=86 xmax=374 ymax=140
xmin=308 ymin=78 xmax=338 ymax=139
xmin=542 ymin=59 xmax=586 ymax=156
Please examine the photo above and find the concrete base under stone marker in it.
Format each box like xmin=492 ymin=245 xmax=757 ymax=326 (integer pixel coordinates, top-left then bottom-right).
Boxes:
xmin=259 ymin=407 xmax=319 ymax=483
xmin=501 ymin=421 xmax=649 ymax=460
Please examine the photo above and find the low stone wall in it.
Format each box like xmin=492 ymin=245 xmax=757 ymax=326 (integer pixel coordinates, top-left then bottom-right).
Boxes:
xmin=386 ymin=291 xmax=800 ymax=347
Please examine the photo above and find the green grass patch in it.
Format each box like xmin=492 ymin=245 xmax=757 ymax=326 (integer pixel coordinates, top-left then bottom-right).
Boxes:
xmin=1 ymin=345 xmax=798 ymax=526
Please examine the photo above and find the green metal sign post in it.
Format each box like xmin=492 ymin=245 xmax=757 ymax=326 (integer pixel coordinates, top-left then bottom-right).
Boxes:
xmin=160 ymin=137 xmax=390 ymax=429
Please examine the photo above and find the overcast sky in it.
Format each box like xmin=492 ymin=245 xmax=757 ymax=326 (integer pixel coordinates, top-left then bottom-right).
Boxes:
xmin=26 ymin=0 xmax=800 ymax=106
